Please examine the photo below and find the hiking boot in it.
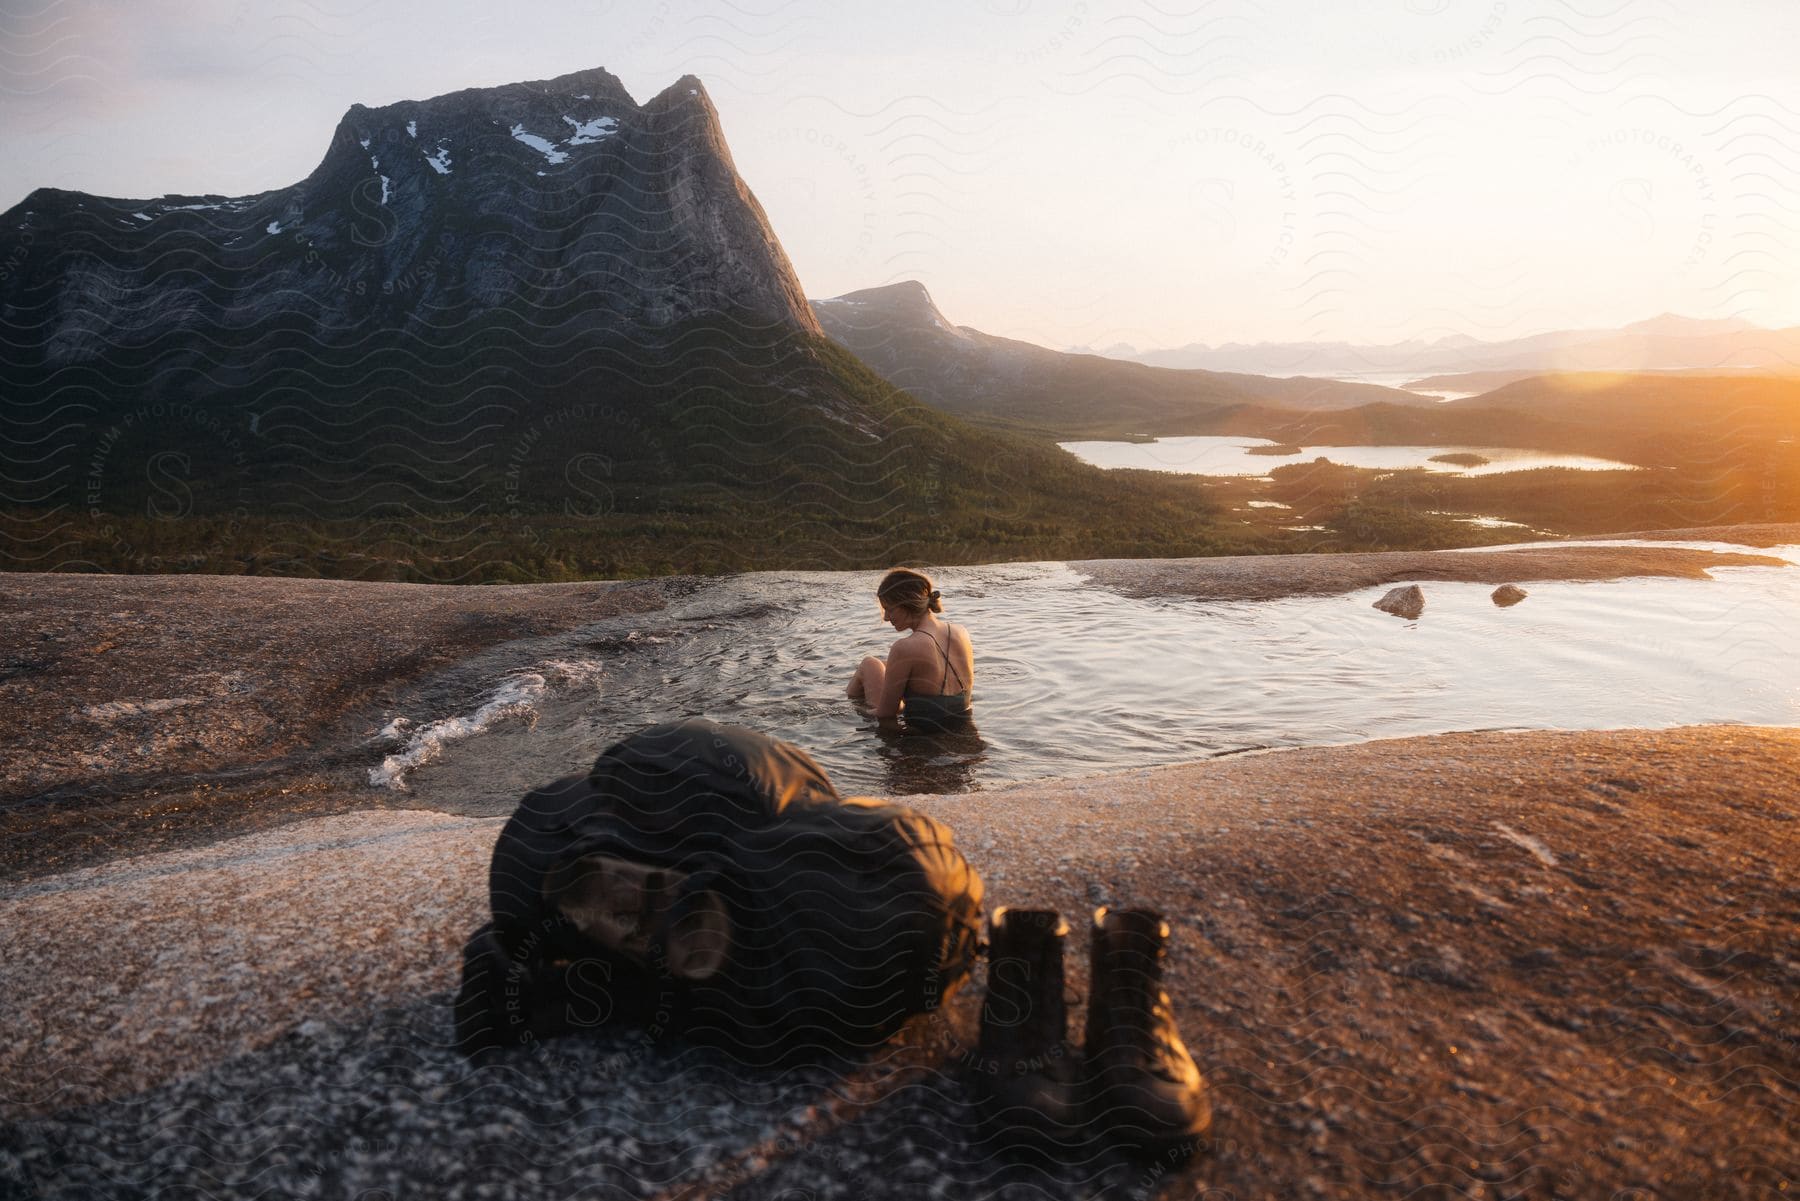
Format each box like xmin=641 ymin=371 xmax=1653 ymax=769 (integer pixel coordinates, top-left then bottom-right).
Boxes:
xmin=1083 ymin=907 xmax=1212 ymax=1157
xmin=972 ymin=907 xmax=1083 ymax=1150
xmin=541 ymin=853 xmax=733 ymax=982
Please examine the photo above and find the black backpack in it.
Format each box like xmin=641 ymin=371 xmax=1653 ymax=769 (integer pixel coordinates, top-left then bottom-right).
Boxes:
xmin=456 ymin=718 xmax=985 ymax=1062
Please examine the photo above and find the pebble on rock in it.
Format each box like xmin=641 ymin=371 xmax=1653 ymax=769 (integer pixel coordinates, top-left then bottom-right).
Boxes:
xmin=1373 ymin=585 xmax=1425 ymax=619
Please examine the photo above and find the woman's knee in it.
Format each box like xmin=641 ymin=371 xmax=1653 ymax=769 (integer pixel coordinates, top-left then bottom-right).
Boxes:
xmin=849 ymin=656 xmax=884 ymax=698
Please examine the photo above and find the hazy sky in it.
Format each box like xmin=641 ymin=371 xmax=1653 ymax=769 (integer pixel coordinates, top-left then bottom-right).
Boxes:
xmin=4 ymin=0 xmax=1797 ymax=349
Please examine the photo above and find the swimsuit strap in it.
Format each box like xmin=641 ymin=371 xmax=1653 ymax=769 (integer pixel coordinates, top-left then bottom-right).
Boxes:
xmin=916 ymin=622 xmax=964 ymax=693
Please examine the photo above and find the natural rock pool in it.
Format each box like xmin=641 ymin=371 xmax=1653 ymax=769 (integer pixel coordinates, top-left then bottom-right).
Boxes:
xmin=368 ymin=542 xmax=1800 ymax=810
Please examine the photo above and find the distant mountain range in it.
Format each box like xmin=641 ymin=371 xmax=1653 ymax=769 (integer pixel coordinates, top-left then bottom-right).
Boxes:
xmin=1081 ymin=314 xmax=1800 ymax=381
xmin=810 ymin=281 xmax=1432 ymax=440
xmin=8 ymin=66 xmax=1788 ymax=577
xmin=0 ymin=68 xmax=1248 ymax=576
xmin=807 ymin=284 xmax=1800 ymax=470
xmin=1217 ymin=371 xmax=1800 ymax=482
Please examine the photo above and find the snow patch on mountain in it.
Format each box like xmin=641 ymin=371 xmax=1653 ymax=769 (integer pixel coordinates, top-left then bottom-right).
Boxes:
xmin=563 ymin=115 xmax=618 ymax=145
xmin=510 ymin=124 xmax=569 ymax=164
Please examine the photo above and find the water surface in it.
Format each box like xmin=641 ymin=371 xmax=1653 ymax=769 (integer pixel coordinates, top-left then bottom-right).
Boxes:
xmin=1319 ymin=370 xmax=1485 ymax=401
xmin=372 ymin=546 xmax=1799 ymax=811
xmin=1059 ymin=436 xmax=1641 ymax=477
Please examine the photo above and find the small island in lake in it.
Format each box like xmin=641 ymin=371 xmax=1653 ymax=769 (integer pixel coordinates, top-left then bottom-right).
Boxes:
xmin=1429 ymin=452 xmax=1491 ymax=467
xmin=1247 ymin=442 xmax=1305 ymax=455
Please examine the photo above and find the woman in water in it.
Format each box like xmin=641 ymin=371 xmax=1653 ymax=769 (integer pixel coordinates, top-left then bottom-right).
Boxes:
xmin=847 ymin=568 xmax=975 ymax=731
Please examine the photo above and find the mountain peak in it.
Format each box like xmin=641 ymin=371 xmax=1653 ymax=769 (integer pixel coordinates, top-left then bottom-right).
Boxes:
xmin=529 ymin=65 xmax=636 ymax=100
xmin=646 ymin=74 xmax=713 ymax=109
xmin=1 ymin=67 xmax=820 ymax=355
xmin=322 ymin=65 xmax=643 ymax=180
xmin=814 ymin=281 xmax=962 ymax=337
xmin=381 ymin=65 xmax=635 ymax=114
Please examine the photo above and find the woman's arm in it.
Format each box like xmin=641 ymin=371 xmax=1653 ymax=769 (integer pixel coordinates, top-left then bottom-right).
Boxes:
xmin=873 ymin=644 xmax=913 ymax=718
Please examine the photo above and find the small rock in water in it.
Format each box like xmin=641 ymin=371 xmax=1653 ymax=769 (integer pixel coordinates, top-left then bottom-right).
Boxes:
xmin=1373 ymin=584 xmax=1424 ymax=619
xmin=1491 ymin=583 xmax=1528 ymax=607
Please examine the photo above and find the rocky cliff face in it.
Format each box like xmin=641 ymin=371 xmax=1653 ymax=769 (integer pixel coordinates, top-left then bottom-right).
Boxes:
xmin=0 ymin=68 xmax=816 ymax=370
xmin=0 ymin=69 xmax=881 ymax=552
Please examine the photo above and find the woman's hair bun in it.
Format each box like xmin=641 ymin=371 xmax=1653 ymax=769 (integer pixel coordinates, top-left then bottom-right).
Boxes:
xmin=878 ymin=567 xmax=945 ymax=614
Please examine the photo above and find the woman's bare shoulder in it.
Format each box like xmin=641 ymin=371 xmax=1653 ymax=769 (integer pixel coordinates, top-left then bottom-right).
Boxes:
xmin=889 ymin=631 xmax=933 ymax=659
